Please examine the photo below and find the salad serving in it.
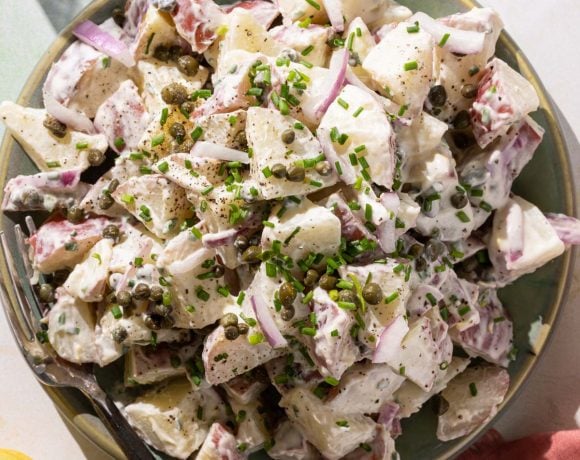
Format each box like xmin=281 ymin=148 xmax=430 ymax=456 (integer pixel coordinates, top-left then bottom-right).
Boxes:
xmin=1 ymin=0 xmax=579 ymax=458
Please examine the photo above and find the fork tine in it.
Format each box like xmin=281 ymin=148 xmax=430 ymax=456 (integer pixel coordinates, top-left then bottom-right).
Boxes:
xmin=25 ymin=215 xmax=37 ymax=234
xmin=14 ymin=223 xmax=46 ymax=319
xmin=0 ymin=231 xmax=35 ymax=341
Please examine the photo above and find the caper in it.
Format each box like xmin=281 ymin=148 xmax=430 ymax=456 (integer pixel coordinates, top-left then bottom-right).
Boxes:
xmin=112 ymin=7 xmax=125 ymax=27
xmin=338 ymin=289 xmax=358 ymax=304
xmin=279 ymin=282 xmax=297 ymax=307
xmin=67 ymin=206 xmax=84 ymax=224
xmin=224 ymin=326 xmax=240 ymax=341
xmin=177 ymin=55 xmax=200 ymax=77
xmin=281 ymin=129 xmax=295 ymax=144
xmin=235 ymin=131 xmax=248 ymax=150
xmin=153 ymin=45 xmax=170 ymax=62
xmin=415 ymin=256 xmax=428 ymax=272
xmin=286 ymin=165 xmax=305 ymax=182
xmin=319 ymin=274 xmax=337 ymax=291
xmin=304 ymin=269 xmax=319 ymax=287
xmin=242 ymin=245 xmax=262 ymax=263
xmin=98 ymin=193 xmax=115 ymax=210
xmin=22 ymin=190 xmax=41 ymax=208
xmin=108 ymin=179 xmax=120 ymax=193
xmin=133 ymin=283 xmax=151 ymax=300
xmin=408 ymin=243 xmax=424 ymax=259
xmin=161 ymin=83 xmax=189 ymax=105
xmin=425 ymin=240 xmax=446 ymax=261
xmin=38 ymin=283 xmax=54 ymax=303
xmin=452 ymin=110 xmax=471 ymax=129
xmin=117 ymin=290 xmax=132 ymax=307
xmin=238 ymin=323 xmax=249 ymax=335
xmin=180 ymin=101 xmax=196 ymax=116
xmin=315 ymin=161 xmax=332 ymax=176
xmin=362 ymin=283 xmax=383 ymax=305
xmin=153 ymin=303 xmax=173 ymax=317
xmin=112 ymin=326 xmax=128 ymax=343
xmin=271 ymin=163 xmax=287 ymax=179
xmin=102 ymin=224 xmax=120 ymax=240
xmin=234 ymin=235 xmax=249 ymax=251
xmin=43 ymin=115 xmax=67 ymax=138
xmin=84 ymin=148 xmax=105 ymax=167
xmin=169 ymin=122 xmax=186 ymax=140
xmin=450 ymin=192 xmax=468 ymax=209
xmin=220 ymin=313 xmax=239 ymax=328
xmin=280 ymin=306 xmax=295 ymax=321
xmin=459 ymin=256 xmax=478 ymax=273
xmin=143 ymin=314 xmax=163 ymax=330
xmin=168 ymin=45 xmax=183 ymax=61
xmin=213 ymin=265 xmax=225 ymax=278
xmin=428 ymin=85 xmax=447 ymax=107
xmin=171 ymin=138 xmax=194 ymax=153
xmin=461 ymin=84 xmax=477 ymax=99
xmin=149 ymin=285 xmax=164 ymax=302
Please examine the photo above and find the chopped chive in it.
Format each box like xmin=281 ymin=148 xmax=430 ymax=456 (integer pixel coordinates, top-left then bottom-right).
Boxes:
xmin=114 ymin=137 xmax=125 ymax=149
xmin=479 ymin=201 xmax=493 ymax=212
xmin=201 ymin=185 xmax=214 ymax=196
xmin=356 ymin=27 xmax=362 ymax=37
xmin=399 ymin=366 xmax=406 ymax=375
xmin=347 ymin=32 xmax=355 ymax=51
xmin=92 ymin=253 xmax=102 ymax=265
xmin=302 ymin=291 xmax=314 ymax=304
xmin=160 ymin=107 xmax=168 ymax=126
xmin=101 ymin=56 xmax=111 ymax=68
xmin=217 ymin=286 xmax=230 ymax=297
xmin=426 ymin=293 xmax=437 ymax=306
xmin=324 ymin=376 xmax=339 ymax=386
xmin=196 ymin=287 xmax=210 ymax=301
xmin=349 ymin=153 xmax=358 ymax=166
xmin=469 ymin=382 xmax=477 ymax=397
xmin=336 ymin=280 xmax=354 ymax=290
xmin=338 ymin=133 xmax=349 ymax=145
xmin=192 ymin=89 xmax=212 ymax=100
xmin=145 ymin=33 xmax=155 ymax=54
xmin=407 ymin=22 xmax=420 ymax=33
xmin=364 ymin=203 xmax=372 ymax=221
xmin=262 ymin=166 xmax=273 ymax=178
xmin=309 ymin=179 xmax=323 ymax=187
xmin=301 ymin=45 xmax=314 ymax=56
xmin=111 ymin=305 xmax=122 ymax=319
xmin=468 ymin=65 xmax=480 ymax=76
xmin=337 ymin=98 xmax=349 ymax=110
xmin=336 ymin=420 xmax=349 ymax=428
xmin=393 ymin=264 xmax=405 ymax=274
xmin=237 ymin=291 xmax=246 ymax=306
xmin=334 ymin=161 xmax=343 ymax=175
xmin=294 ymin=122 xmax=304 ymax=130
xmin=353 ymin=106 xmax=364 ymax=117
xmin=470 ymin=188 xmax=484 ymax=197
xmin=129 ymin=152 xmax=144 ymax=160
xmin=300 ymin=59 xmax=313 ymax=69
xmin=439 ymin=33 xmax=451 ymax=47
xmin=304 ymin=0 xmax=321 ymax=10
xmin=398 ymin=104 xmax=409 ymax=117
xmin=404 ymin=60 xmax=418 ymax=71
xmin=266 ymin=262 xmax=277 ymax=277
xmin=191 ymin=227 xmax=203 ymax=239
xmin=191 ymin=126 xmax=203 ymax=141
xmin=493 ymin=316 xmax=506 ymax=323
xmin=331 ymin=329 xmax=339 ymax=337
xmin=75 ymin=141 xmax=88 ymax=149
xmin=263 ymin=220 xmax=275 ymax=228
xmin=456 ymin=211 xmax=471 ymax=223
xmin=139 ymin=165 xmax=152 ymax=174
xmin=384 ymin=292 xmax=399 ymax=304
xmin=300 ymin=327 xmax=316 ymax=336
xmin=279 ymin=99 xmax=290 ymax=115
xmin=358 ymin=156 xmax=369 ymax=169
xmin=458 ymin=305 xmax=471 ymax=316
xmin=360 ymin=168 xmax=371 ymax=181
xmin=337 ymin=301 xmax=357 ymax=310
xmin=121 ymin=194 xmax=134 ymax=204
xmin=248 ymin=332 xmax=264 ymax=345
xmin=284 ymin=226 xmax=301 ymax=245
xmin=157 ymin=161 xmax=169 ymax=173
xmin=246 ymin=87 xmax=263 ymax=97
xmin=46 ymin=160 xmax=61 ymax=168
xmin=354 ymin=145 xmax=366 ymax=153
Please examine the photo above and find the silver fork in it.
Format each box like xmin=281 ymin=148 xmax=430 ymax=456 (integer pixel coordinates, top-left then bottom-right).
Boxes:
xmin=0 ymin=218 xmax=157 ymax=460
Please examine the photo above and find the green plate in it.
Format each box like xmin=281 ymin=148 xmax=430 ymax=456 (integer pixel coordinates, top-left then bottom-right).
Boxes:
xmin=0 ymin=1 xmax=575 ymax=459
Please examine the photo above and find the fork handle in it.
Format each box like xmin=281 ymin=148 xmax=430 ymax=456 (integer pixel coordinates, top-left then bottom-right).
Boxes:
xmin=90 ymin=393 xmax=157 ymax=460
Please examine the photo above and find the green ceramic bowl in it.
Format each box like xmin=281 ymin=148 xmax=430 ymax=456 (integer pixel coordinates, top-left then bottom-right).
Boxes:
xmin=0 ymin=1 xmax=575 ymax=459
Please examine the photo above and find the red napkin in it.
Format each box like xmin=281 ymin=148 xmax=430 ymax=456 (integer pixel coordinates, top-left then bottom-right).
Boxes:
xmin=458 ymin=429 xmax=580 ymax=460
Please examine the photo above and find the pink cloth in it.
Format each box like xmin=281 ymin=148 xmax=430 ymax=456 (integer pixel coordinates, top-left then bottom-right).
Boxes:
xmin=459 ymin=429 xmax=580 ymax=460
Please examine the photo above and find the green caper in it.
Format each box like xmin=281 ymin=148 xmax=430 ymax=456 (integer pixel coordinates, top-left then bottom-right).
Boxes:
xmin=87 ymin=149 xmax=105 ymax=166
xmin=238 ymin=323 xmax=249 ymax=335
xmin=38 ymin=283 xmax=54 ymax=303
xmin=271 ymin=163 xmax=287 ymax=179
xmin=428 ymin=85 xmax=447 ymax=107
xmin=143 ymin=314 xmax=163 ymax=330
xmin=281 ymin=129 xmax=295 ymax=144
xmin=235 ymin=131 xmax=248 ymax=150
xmin=224 ymin=325 xmax=240 ymax=341
xmin=279 ymin=282 xmax=297 ymax=307
xmin=112 ymin=7 xmax=125 ymax=27
xmin=171 ymin=138 xmax=194 ymax=153
xmin=116 ymin=290 xmax=132 ymax=307
xmin=315 ymin=161 xmax=332 ymax=176
xmin=425 ymin=240 xmax=446 ymax=261
xmin=303 ymin=269 xmax=320 ymax=287
xmin=43 ymin=115 xmax=67 ymax=138
xmin=66 ymin=206 xmax=84 ymax=224
xmin=98 ymin=193 xmax=115 ymax=210
xmin=407 ymin=243 xmax=424 ymax=259
xmin=415 ymin=256 xmax=428 ymax=272
xmin=22 ymin=190 xmax=41 ymax=208
xmin=148 ymin=286 xmax=163 ymax=302
xmin=286 ymin=165 xmax=305 ymax=182
xmin=450 ymin=192 xmax=468 ymax=209
xmin=280 ymin=306 xmax=295 ymax=321
xmin=168 ymin=45 xmax=183 ymax=61
xmin=242 ymin=245 xmax=262 ymax=263
xmin=213 ymin=265 xmax=225 ymax=278
xmin=220 ymin=313 xmax=239 ymax=328
xmin=153 ymin=303 xmax=173 ymax=317
xmin=133 ymin=283 xmax=151 ymax=300
xmin=319 ymin=274 xmax=337 ymax=291
xmin=102 ymin=224 xmax=120 ymax=240
xmin=180 ymin=101 xmax=196 ymax=116
xmin=453 ymin=110 xmax=471 ymax=129
xmin=362 ymin=283 xmax=383 ymax=305
xmin=108 ymin=178 xmax=120 ymax=193
xmin=338 ymin=289 xmax=358 ymax=304
xmin=161 ymin=83 xmax=189 ymax=105
xmin=234 ymin=235 xmax=249 ymax=251
xmin=177 ymin=55 xmax=200 ymax=77
xmin=112 ymin=326 xmax=128 ymax=343
xmin=169 ymin=122 xmax=186 ymax=141
xmin=153 ymin=45 xmax=170 ymax=62
xmin=461 ymin=84 xmax=477 ymax=99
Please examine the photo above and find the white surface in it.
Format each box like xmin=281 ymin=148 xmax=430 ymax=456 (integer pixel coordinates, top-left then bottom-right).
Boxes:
xmin=0 ymin=1 xmax=579 ymax=459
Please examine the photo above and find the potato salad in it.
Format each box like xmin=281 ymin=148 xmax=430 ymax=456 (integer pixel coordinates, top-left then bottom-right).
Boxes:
xmin=2 ymin=0 xmax=579 ymax=458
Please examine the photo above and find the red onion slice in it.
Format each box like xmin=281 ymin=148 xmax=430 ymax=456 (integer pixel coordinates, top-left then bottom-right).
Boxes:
xmin=73 ymin=20 xmax=136 ymax=67
xmin=377 ymin=401 xmax=400 ymax=431
xmin=372 ymin=316 xmax=409 ymax=364
xmin=191 ymin=141 xmax=251 ymax=163
xmin=202 ymin=228 xmax=239 ymax=249
xmin=321 ymin=0 xmax=344 ymax=32
xmin=410 ymin=12 xmax=485 ymax=55
xmin=546 ymin=213 xmax=580 ymax=246
xmin=251 ymin=294 xmax=288 ymax=349
xmin=43 ymin=90 xmax=96 ymax=134
xmin=314 ymin=48 xmax=348 ymax=119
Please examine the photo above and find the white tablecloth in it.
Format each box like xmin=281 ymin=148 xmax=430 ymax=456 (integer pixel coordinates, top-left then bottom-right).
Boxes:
xmin=0 ymin=1 xmax=579 ymax=458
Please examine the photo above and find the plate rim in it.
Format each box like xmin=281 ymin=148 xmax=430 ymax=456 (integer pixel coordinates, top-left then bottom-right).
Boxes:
xmin=0 ymin=0 xmax=575 ymax=459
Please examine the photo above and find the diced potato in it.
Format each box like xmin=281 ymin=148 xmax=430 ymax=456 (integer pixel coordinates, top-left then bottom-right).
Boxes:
xmin=170 ymin=0 xmax=225 ymax=54
xmin=344 ymin=18 xmax=376 ymax=86
xmin=276 ymin=0 xmax=328 ymax=24
xmin=363 ymin=22 xmax=433 ymax=117
xmin=112 ymin=174 xmax=193 ymax=239
xmin=197 ymin=423 xmax=243 ymax=460
xmin=269 ymin=24 xmax=331 ymax=67
xmin=0 ymin=101 xmax=107 ymax=172
xmin=247 ymin=107 xmax=338 ymax=199
xmin=229 ymin=399 xmax=269 ymax=452
xmin=196 ymin=109 xmax=247 ymax=148
xmin=132 ymin=7 xmax=181 ymax=60
xmin=269 ymin=420 xmax=320 ymax=460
